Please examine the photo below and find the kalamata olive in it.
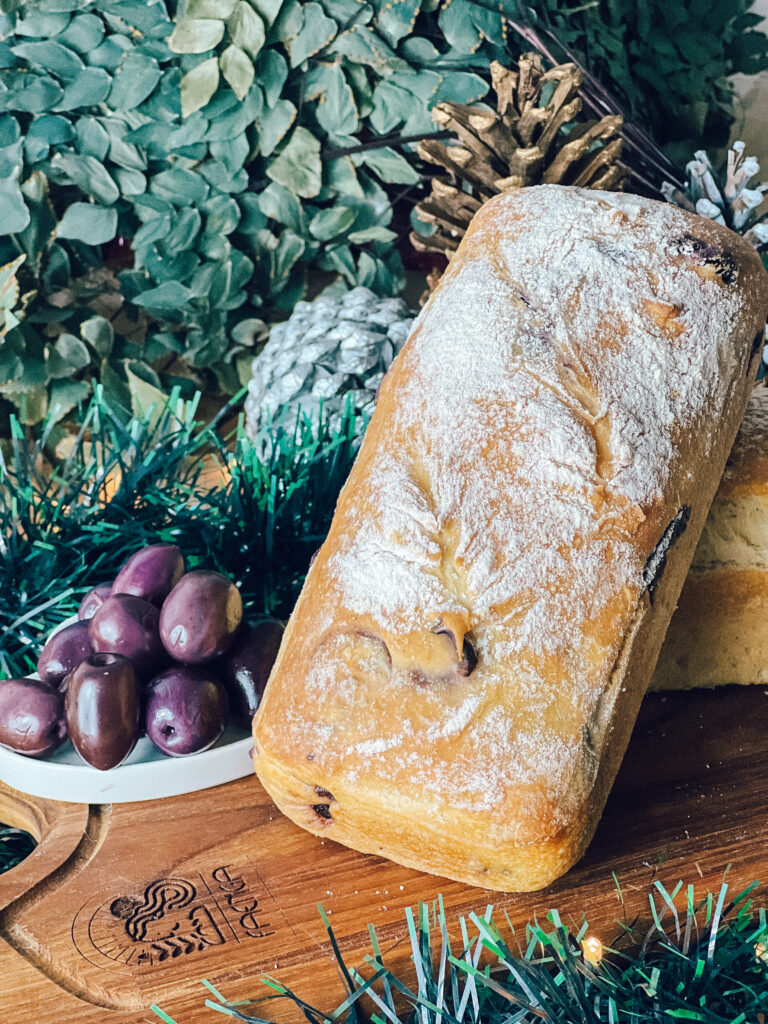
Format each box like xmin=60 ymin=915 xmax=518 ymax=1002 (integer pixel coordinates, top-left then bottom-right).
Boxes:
xmin=89 ymin=594 xmax=166 ymax=679
xmin=112 ymin=544 xmax=185 ymax=606
xmin=217 ymin=619 xmax=284 ymax=728
xmin=65 ymin=653 xmax=140 ymax=770
xmin=37 ymin=620 xmax=92 ymax=686
xmin=159 ymin=570 xmax=242 ymax=664
xmin=0 ymin=678 xmax=67 ymax=758
xmin=145 ymin=666 xmax=228 ymax=756
xmin=78 ymin=583 xmax=113 ymax=621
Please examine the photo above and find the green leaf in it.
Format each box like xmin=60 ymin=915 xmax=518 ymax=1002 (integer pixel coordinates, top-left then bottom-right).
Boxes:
xmin=203 ymin=82 xmax=263 ymax=139
xmin=255 ymin=48 xmax=288 ymax=107
xmin=101 ymin=120 xmax=146 ymax=171
xmin=0 ymin=115 xmax=20 ymax=148
xmin=89 ymin=36 xmax=131 ymax=72
xmin=272 ymin=0 xmax=304 ymax=44
xmin=107 ymin=52 xmax=162 ymax=109
xmin=348 ymin=224 xmax=396 ymax=243
xmin=356 ymin=141 xmax=418 ymax=182
xmin=251 ymin=0 xmax=283 ymax=26
xmin=132 ymin=280 xmax=194 ymax=313
xmin=168 ymin=18 xmax=226 ymax=55
xmin=370 ymin=78 xmax=421 ymax=134
xmin=76 ymin=118 xmax=110 ymax=160
xmin=307 ymin=63 xmax=357 ymax=136
xmin=56 ymin=202 xmax=117 ymax=244
xmin=8 ymin=75 xmax=64 ymax=113
xmin=16 ymin=171 xmax=55 ymax=273
xmin=27 ymin=114 xmax=73 ymax=145
xmin=309 ymin=204 xmax=356 ymax=240
xmin=59 ymin=14 xmax=105 ymax=54
xmin=186 ymin=0 xmax=237 ymax=17
xmin=266 ymin=125 xmax=322 ymax=198
xmin=286 ymin=2 xmax=337 ymax=68
xmin=228 ymin=2 xmax=265 ymax=59
xmin=163 ymin=207 xmax=202 ymax=250
xmin=202 ymin=200 xmax=240 ymax=242
xmin=123 ymin=359 xmax=168 ymax=419
xmin=258 ymin=97 xmax=296 ymax=157
xmin=55 ymin=67 xmax=112 ymax=111
xmin=375 ymin=0 xmax=420 ymax=47
xmin=399 ymin=36 xmax=440 ymax=62
xmin=14 ymin=11 xmax=70 ymax=38
xmin=80 ymin=315 xmax=114 ymax=358
xmin=257 ymin=181 xmax=305 ymax=233
xmin=437 ymin=0 xmax=482 ymax=53
xmin=151 ymin=167 xmax=210 ymax=205
xmin=432 ymin=70 xmax=487 ymax=106
xmin=49 ymin=151 xmax=120 ymax=205
xmin=219 ymin=44 xmax=254 ymax=101
xmin=238 ymin=193 xmax=268 ymax=233
xmin=11 ymin=41 xmax=84 ymax=81
xmin=0 ymin=179 xmax=30 ymax=234
xmin=270 ymin=228 xmax=305 ymax=284
xmin=325 ymin=155 xmax=363 ymax=198
xmin=180 ymin=57 xmax=220 ymax=117
xmin=198 ymin=159 xmax=248 ymax=193
xmin=113 ymin=167 xmax=146 ymax=195
xmin=329 ymin=24 xmax=408 ymax=72
xmin=318 ymin=242 xmax=356 ymax=280
xmin=98 ymin=358 xmax=131 ymax=413
xmin=209 ymin=133 xmax=250 ymax=172
xmin=47 ymin=333 xmax=91 ymax=377
xmin=48 ymin=378 xmax=92 ymax=424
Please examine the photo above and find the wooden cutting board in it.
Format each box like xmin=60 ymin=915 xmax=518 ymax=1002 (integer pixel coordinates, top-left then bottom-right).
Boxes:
xmin=1 ymin=684 xmax=767 ymax=1024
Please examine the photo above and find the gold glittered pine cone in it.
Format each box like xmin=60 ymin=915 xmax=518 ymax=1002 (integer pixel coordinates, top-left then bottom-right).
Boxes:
xmin=411 ymin=53 xmax=629 ymax=261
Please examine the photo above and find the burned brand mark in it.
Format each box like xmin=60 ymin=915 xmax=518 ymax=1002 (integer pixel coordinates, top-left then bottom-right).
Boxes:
xmin=72 ymin=863 xmax=274 ymax=971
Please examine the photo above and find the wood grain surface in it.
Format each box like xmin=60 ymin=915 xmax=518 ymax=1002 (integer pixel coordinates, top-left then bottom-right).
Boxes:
xmin=0 ymin=684 xmax=767 ymax=1023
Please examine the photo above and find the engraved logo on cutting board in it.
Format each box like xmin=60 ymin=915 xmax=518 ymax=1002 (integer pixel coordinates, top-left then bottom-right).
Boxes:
xmin=72 ymin=862 xmax=275 ymax=972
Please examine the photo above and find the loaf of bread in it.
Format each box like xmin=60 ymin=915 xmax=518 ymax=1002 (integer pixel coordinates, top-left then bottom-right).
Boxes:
xmin=253 ymin=186 xmax=768 ymax=892
xmin=652 ymin=382 xmax=768 ymax=690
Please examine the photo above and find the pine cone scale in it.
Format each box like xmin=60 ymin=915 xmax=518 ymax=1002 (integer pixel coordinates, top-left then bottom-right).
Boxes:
xmin=411 ymin=52 xmax=628 ymax=277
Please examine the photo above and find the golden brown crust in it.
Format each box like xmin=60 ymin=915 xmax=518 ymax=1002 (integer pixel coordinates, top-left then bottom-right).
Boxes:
xmin=253 ymin=186 xmax=768 ymax=891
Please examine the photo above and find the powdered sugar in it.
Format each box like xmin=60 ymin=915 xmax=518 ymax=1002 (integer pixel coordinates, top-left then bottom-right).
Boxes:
xmin=275 ymin=187 xmax=759 ymax=829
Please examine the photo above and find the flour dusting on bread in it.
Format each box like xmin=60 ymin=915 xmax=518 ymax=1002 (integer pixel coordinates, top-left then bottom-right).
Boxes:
xmin=253 ymin=186 xmax=768 ymax=885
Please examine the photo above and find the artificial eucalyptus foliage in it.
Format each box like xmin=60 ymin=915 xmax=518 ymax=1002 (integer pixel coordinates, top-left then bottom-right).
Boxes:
xmin=1 ymin=0 xmax=767 ymax=429
xmin=0 ymin=0 xmax=510 ymax=426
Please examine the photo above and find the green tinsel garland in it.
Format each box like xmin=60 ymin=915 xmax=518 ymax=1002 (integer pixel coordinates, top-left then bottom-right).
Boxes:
xmin=151 ymin=881 xmax=768 ymax=1024
xmin=0 ymin=388 xmax=362 ymax=679
xmin=0 ymin=822 xmax=35 ymax=874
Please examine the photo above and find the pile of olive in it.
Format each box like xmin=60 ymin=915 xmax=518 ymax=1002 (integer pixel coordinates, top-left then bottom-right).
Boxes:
xmin=0 ymin=545 xmax=283 ymax=771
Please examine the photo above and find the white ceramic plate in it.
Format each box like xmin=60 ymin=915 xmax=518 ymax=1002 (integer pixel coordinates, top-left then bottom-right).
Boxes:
xmin=0 ymin=616 xmax=254 ymax=804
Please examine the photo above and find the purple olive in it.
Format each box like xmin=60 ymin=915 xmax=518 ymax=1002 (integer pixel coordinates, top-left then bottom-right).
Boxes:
xmin=65 ymin=653 xmax=140 ymax=770
xmin=89 ymin=594 xmax=166 ymax=679
xmin=145 ymin=666 xmax=228 ymax=756
xmin=112 ymin=544 xmax=185 ymax=606
xmin=217 ymin=619 xmax=284 ymax=728
xmin=159 ymin=570 xmax=242 ymax=664
xmin=78 ymin=583 xmax=113 ymax=621
xmin=37 ymin=620 xmax=92 ymax=686
xmin=0 ymin=678 xmax=67 ymax=758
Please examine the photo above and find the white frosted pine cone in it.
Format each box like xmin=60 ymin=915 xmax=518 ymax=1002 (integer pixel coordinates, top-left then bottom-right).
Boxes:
xmin=245 ymin=287 xmax=415 ymax=440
